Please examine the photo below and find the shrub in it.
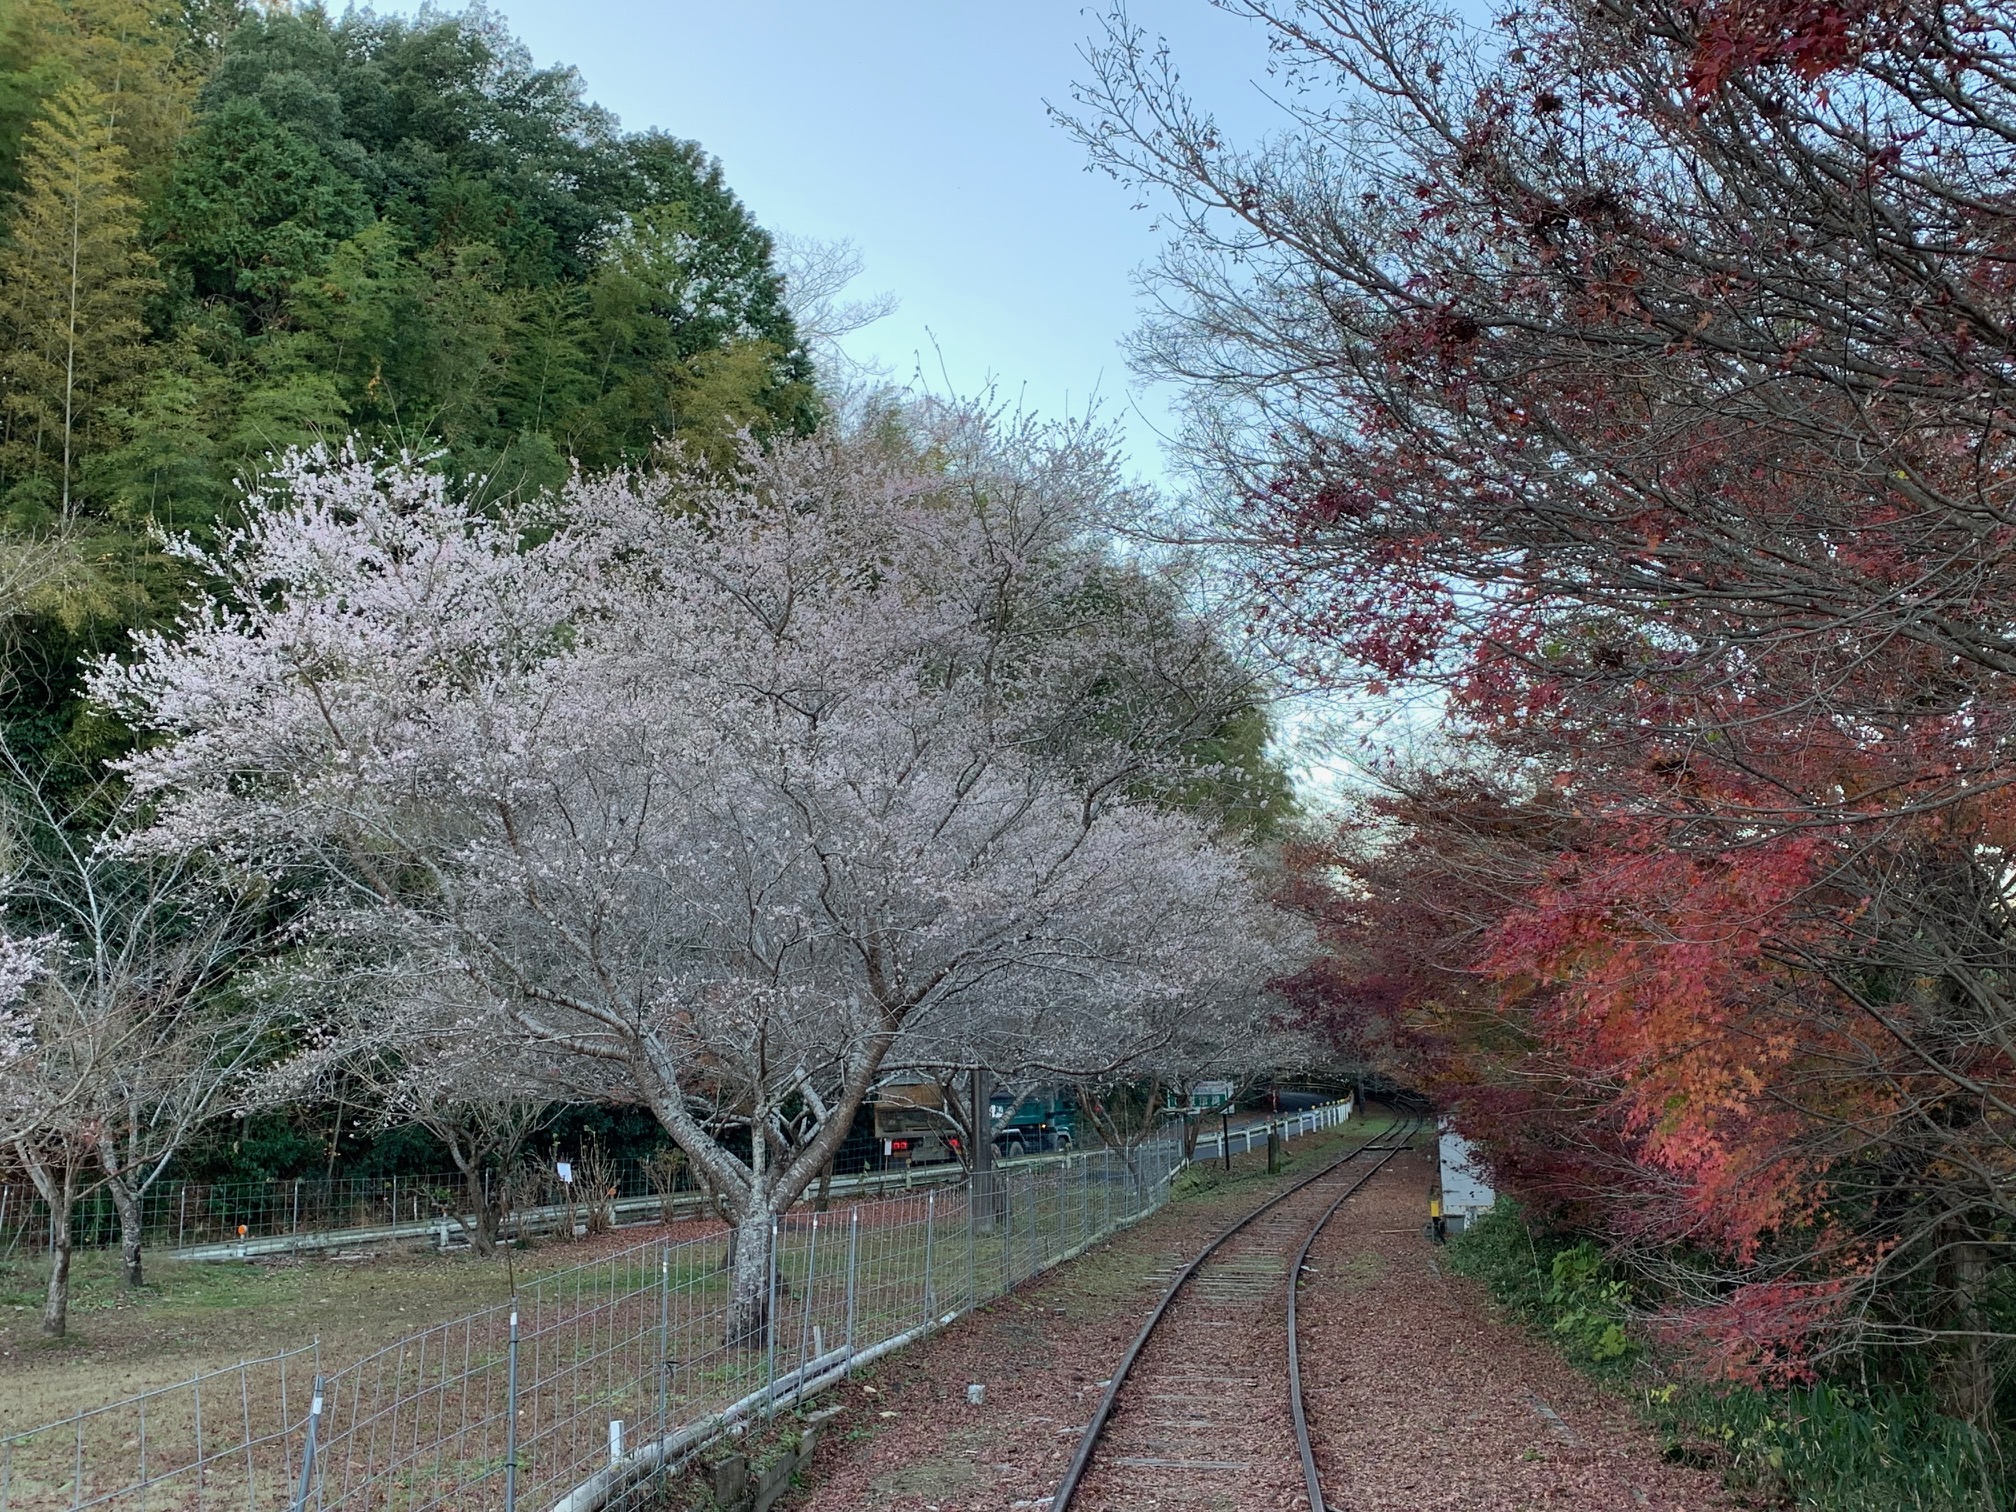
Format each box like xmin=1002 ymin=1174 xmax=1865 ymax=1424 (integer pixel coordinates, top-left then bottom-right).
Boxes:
xmin=1447 ymin=1204 xmax=1636 ymax=1373
xmin=1648 ymin=1379 xmax=2010 ymax=1512
xmin=1454 ymin=1203 xmax=2011 ymax=1510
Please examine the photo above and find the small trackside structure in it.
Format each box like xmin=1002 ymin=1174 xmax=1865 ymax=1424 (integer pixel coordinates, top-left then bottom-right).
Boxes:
xmin=1436 ymin=1123 xmax=1496 ymax=1235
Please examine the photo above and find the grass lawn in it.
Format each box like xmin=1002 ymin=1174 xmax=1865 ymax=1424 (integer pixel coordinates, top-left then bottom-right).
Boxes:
xmin=0 ymin=1219 xmax=722 ymax=1430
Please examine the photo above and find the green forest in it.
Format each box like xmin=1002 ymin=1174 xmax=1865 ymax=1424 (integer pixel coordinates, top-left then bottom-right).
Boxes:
xmin=0 ymin=0 xmax=815 ymax=768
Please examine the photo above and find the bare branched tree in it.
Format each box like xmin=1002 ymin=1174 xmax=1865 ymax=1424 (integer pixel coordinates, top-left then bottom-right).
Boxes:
xmin=0 ymin=758 xmax=259 ymax=1331
xmin=773 ymin=232 xmax=899 ymax=382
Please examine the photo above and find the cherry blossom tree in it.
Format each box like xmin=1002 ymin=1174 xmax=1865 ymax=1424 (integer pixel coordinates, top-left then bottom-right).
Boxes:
xmin=894 ymin=907 xmax=1309 ymax=1181
xmin=260 ymin=955 xmax=561 ymax=1256
xmin=94 ymin=412 xmax=1298 ymax=1344
xmin=0 ymin=932 xmax=48 ymax=1105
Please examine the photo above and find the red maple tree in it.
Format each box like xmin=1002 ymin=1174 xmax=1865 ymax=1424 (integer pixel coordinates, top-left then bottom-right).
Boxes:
xmin=1070 ymin=0 xmax=2016 ymax=1413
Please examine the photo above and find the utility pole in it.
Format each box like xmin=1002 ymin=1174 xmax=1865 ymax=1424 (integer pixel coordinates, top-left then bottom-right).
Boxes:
xmin=969 ymin=1065 xmax=997 ymax=1233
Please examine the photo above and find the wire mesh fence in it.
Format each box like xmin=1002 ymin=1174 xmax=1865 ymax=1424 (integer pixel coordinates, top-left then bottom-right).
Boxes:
xmin=0 ymin=1101 xmax=1352 ymax=1512
xmin=0 ymin=1348 xmax=322 ymax=1512
xmin=0 ymin=1129 xmax=921 ymax=1261
xmin=0 ymin=1170 xmax=528 ymax=1260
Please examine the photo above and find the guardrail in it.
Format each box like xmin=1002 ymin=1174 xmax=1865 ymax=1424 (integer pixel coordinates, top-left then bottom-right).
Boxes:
xmin=0 ymin=1099 xmax=1355 ymax=1512
xmin=165 ymin=1159 xmax=974 ymax=1261
xmin=1191 ymin=1103 xmax=1345 ymax=1161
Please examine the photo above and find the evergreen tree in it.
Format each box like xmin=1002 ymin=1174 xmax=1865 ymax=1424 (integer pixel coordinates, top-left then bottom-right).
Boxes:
xmin=0 ymin=77 xmax=158 ymax=522
xmin=0 ymin=5 xmax=816 ymax=770
xmin=0 ymin=0 xmax=200 ymax=198
xmin=141 ymin=7 xmax=813 ymax=504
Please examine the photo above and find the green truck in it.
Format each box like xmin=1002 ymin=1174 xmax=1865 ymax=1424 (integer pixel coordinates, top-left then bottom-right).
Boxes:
xmin=989 ymin=1086 xmax=1076 ymax=1158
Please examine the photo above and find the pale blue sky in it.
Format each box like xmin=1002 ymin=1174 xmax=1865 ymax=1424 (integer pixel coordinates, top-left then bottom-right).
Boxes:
xmin=455 ymin=2 xmax=1287 ymax=485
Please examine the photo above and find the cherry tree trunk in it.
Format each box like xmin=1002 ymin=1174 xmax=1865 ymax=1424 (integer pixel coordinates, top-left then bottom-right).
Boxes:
xmin=106 ymin=1175 xmax=144 ymax=1287
xmin=968 ymin=1066 xmax=1005 ymax=1234
xmin=462 ymin=1166 xmax=498 ymax=1256
xmin=726 ymin=1210 xmax=773 ymax=1350
xmin=42 ymin=1197 xmax=73 ymax=1337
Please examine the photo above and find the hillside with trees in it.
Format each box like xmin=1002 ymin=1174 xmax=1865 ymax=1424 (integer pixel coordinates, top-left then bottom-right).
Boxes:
xmin=0 ymin=0 xmax=814 ymax=765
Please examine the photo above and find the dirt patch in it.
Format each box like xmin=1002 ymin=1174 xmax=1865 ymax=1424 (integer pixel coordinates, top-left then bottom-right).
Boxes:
xmin=1320 ymin=1247 xmax=1388 ymax=1290
xmin=869 ymin=1447 xmax=991 ymax=1503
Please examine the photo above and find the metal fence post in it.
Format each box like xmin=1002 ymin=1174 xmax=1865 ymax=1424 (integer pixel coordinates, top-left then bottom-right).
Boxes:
xmin=1065 ymin=1156 xmax=1075 ymax=1252
xmin=797 ymin=1215 xmax=820 ymax=1372
xmin=505 ymin=1309 xmax=520 ymax=1512
xmin=657 ymin=1249 xmax=670 ymax=1433
xmin=1032 ymin=1167 xmax=1043 ymax=1271
xmin=965 ymin=1176 xmax=977 ymax=1311
xmin=764 ymin=1216 xmax=779 ymax=1412
xmin=1032 ymin=1169 xmax=1048 ymax=1282
xmin=1081 ymin=1152 xmax=1091 ymax=1249
xmin=1036 ymin=1166 xmax=1047 ymax=1269
xmin=1016 ymin=1169 xmax=1032 ymax=1282
xmin=1053 ymin=1162 xmax=1062 ymax=1260
xmin=1056 ymin=1163 xmax=1066 ymax=1260
xmin=922 ymin=1190 xmax=937 ymax=1321
xmin=292 ymin=1178 xmax=301 ymax=1236
xmin=1069 ymin=1154 xmax=1079 ymax=1251
xmin=843 ymin=1208 xmax=860 ymax=1370
xmin=290 ymin=1374 xmax=323 ymax=1512
xmin=1100 ymin=1149 xmax=1109 ymax=1236
xmin=1001 ymin=1178 xmax=1015 ymax=1287
xmin=1027 ymin=1170 xmax=1038 ymax=1277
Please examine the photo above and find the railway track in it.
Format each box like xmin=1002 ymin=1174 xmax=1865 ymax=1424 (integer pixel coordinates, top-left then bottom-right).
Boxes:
xmin=1049 ymin=1116 xmax=1422 ymax=1511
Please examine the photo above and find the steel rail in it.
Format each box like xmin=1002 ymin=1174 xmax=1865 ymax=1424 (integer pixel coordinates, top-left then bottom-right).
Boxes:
xmin=1287 ymin=1126 xmax=1420 ymax=1512
xmin=1048 ymin=1116 xmax=1421 ymax=1512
